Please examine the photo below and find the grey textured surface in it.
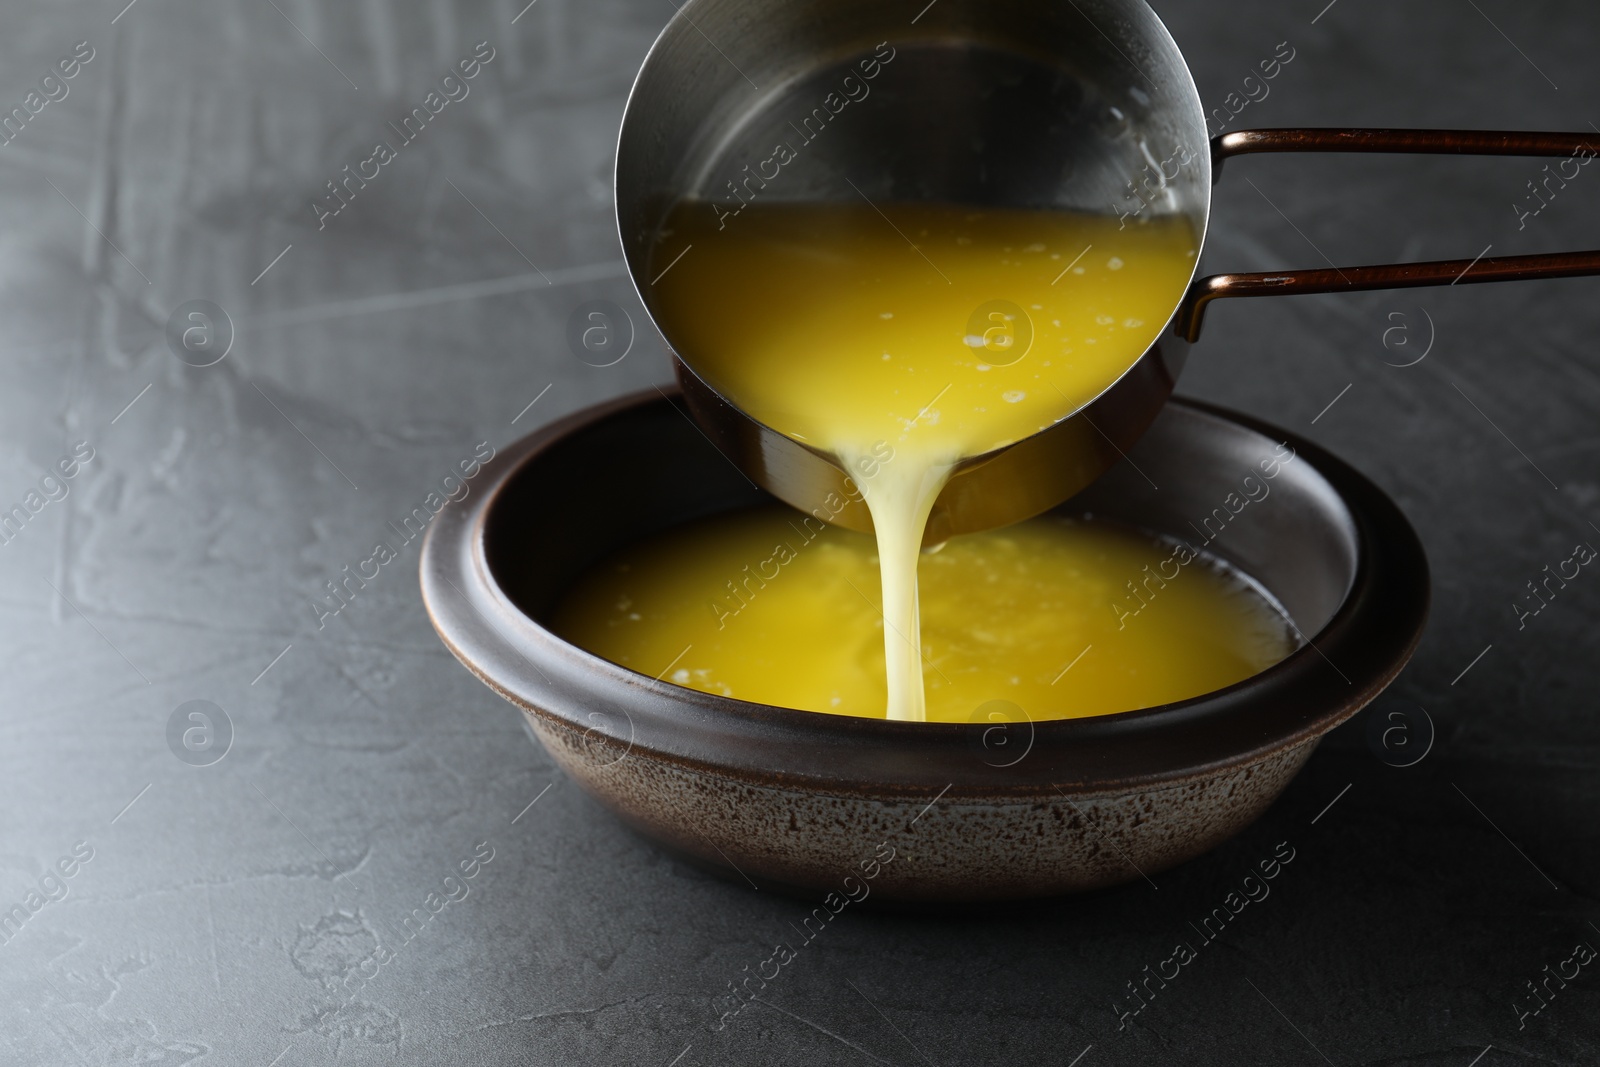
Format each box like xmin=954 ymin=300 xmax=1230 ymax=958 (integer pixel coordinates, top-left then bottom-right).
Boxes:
xmin=1 ymin=1 xmax=1597 ymax=1064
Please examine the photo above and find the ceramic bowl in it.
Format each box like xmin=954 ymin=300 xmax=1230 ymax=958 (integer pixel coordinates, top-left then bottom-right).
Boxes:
xmin=420 ymin=390 xmax=1427 ymax=902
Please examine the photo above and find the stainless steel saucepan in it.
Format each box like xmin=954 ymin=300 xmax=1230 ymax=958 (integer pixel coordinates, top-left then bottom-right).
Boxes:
xmin=615 ymin=0 xmax=1600 ymax=539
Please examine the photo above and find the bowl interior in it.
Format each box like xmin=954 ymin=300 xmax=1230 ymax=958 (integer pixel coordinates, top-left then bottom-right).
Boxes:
xmin=484 ymin=395 xmax=1357 ymax=648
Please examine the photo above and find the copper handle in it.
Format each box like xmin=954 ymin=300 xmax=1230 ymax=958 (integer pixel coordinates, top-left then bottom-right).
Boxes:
xmin=1177 ymin=128 xmax=1600 ymax=342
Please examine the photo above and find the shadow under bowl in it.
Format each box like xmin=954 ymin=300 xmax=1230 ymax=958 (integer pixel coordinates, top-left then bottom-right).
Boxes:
xmin=420 ymin=390 xmax=1428 ymax=903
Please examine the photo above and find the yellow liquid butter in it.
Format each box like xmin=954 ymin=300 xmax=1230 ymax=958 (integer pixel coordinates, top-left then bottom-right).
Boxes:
xmin=552 ymin=507 xmax=1295 ymax=721
xmin=649 ymin=200 xmax=1199 ymax=720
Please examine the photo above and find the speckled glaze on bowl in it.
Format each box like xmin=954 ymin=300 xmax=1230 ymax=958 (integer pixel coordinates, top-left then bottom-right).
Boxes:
xmin=420 ymin=390 xmax=1428 ymax=902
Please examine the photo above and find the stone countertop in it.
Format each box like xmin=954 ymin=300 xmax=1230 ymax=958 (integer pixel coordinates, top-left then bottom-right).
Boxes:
xmin=1 ymin=1 xmax=1596 ymax=1064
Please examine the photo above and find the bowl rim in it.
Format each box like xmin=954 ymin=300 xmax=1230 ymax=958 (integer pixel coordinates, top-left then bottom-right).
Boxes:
xmin=420 ymin=388 xmax=1429 ymax=799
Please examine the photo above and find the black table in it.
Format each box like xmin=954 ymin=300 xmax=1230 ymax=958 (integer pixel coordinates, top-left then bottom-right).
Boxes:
xmin=2 ymin=1 xmax=1596 ymax=1063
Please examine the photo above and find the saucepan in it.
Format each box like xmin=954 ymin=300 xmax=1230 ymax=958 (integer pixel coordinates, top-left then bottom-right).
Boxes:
xmin=614 ymin=0 xmax=1600 ymax=539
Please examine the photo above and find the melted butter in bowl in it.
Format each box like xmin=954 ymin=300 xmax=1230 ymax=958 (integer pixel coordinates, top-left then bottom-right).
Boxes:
xmin=551 ymin=505 xmax=1296 ymax=722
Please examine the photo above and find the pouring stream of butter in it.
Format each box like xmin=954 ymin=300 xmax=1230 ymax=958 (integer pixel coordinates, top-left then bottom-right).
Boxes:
xmin=649 ymin=200 xmax=1198 ymax=720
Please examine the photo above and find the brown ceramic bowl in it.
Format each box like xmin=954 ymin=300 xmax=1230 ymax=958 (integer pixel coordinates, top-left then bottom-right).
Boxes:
xmin=420 ymin=389 xmax=1428 ymax=903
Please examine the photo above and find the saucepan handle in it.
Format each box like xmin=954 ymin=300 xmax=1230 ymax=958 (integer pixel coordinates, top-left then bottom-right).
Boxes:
xmin=1177 ymin=128 xmax=1600 ymax=342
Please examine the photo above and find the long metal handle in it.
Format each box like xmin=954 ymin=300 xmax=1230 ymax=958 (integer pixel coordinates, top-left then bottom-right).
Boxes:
xmin=1178 ymin=128 xmax=1600 ymax=341
xmin=1213 ymin=127 xmax=1600 ymax=167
